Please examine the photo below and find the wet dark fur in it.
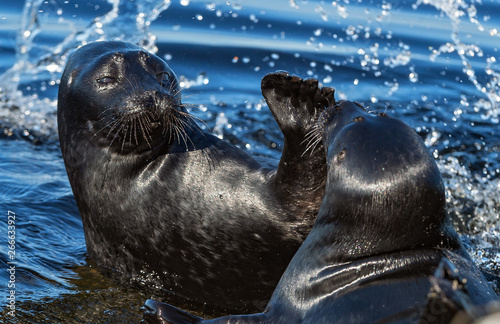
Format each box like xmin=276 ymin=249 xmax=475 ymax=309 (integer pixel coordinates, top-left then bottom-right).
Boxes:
xmin=142 ymin=101 xmax=499 ymax=323
xmin=57 ymin=42 xmax=334 ymax=313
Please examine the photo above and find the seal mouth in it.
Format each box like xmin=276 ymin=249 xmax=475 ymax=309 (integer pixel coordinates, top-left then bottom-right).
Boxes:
xmin=93 ymin=90 xmax=202 ymax=153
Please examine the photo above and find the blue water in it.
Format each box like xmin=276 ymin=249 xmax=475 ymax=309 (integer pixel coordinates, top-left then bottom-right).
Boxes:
xmin=0 ymin=0 xmax=499 ymax=322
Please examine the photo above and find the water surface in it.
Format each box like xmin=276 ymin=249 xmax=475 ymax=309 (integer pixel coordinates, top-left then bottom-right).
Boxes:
xmin=0 ymin=0 xmax=499 ymax=322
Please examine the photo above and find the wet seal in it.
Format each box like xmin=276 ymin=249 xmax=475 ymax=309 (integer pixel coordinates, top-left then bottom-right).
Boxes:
xmin=141 ymin=101 xmax=499 ymax=323
xmin=57 ymin=41 xmax=334 ymax=312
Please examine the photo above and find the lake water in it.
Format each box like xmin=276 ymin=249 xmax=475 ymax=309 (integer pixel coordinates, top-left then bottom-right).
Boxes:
xmin=0 ymin=0 xmax=499 ymax=322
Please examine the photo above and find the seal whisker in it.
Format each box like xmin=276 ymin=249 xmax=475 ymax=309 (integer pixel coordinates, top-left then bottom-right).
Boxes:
xmin=301 ymin=118 xmax=323 ymax=157
xmin=168 ymin=114 xmax=179 ymax=144
xmin=127 ymin=116 xmax=136 ymax=146
xmin=167 ymin=85 xmax=206 ymax=121
xmin=96 ymin=106 xmax=118 ymax=119
xmin=143 ymin=114 xmax=155 ymax=145
xmin=102 ymin=117 xmax=124 ymax=140
xmin=173 ymin=116 xmax=197 ymax=150
xmin=143 ymin=110 xmax=156 ymax=135
xmin=167 ymin=117 xmax=175 ymax=143
xmin=162 ymin=115 xmax=172 ymax=140
xmin=110 ymin=116 xmax=128 ymax=144
xmin=132 ymin=115 xmax=139 ymax=145
xmin=120 ymin=121 xmax=130 ymax=152
xmin=93 ymin=107 xmax=129 ymax=136
xmin=173 ymin=109 xmax=209 ymax=139
xmin=137 ymin=114 xmax=153 ymax=148
xmin=127 ymin=118 xmax=135 ymax=148
xmin=92 ymin=117 xmax=119 ymax=138
xmin=172 ymin=120 xmax=188 ymax=148
xmin=173 ymin=118 xmax=190 ymax=146
xmin=169 ymin=78 xmax=180 ymax=95
xmin=109 ymin=118 xmax=126 ymax=149
xmin=308 ymin=138 xmax=322 ymax=156
xmin=302 ymin=132 xmax=322 ymax=157
xmin=175 ymin=116 xmax=198 ymax=137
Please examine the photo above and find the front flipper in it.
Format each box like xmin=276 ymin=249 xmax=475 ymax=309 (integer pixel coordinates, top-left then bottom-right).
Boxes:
xmin=141 ymin=299 xmax=267 ymax=324
xmin=262 ymin=72 xmax=335 ymax=140
xmin=261 ymin=72 xmax=335 ymax=227
xmin=141 ymin=299 xmax=203 ymax=324
xmin=419 ymin=259 xmax=473 ymax=324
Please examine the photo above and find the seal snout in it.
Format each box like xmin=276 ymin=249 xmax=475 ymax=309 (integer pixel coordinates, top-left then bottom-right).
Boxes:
xmin=122 ymin=88 xmax=181 ymax=118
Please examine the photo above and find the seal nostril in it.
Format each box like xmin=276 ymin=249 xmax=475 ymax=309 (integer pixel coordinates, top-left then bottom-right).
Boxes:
xmin=378 ymin=112 xmax=388 ymax=117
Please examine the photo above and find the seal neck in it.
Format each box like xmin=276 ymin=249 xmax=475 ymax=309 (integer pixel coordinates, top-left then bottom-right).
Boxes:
xmin=305 ymin=171 xmax=463 ymax=265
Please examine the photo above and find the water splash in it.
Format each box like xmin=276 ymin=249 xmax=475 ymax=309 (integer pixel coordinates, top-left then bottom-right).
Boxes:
xmin=415 ymin=0 xmax=500 ymax=121
xmin=440 ymin=154 xmax=500 ymax=279
xmin=0 ymin=0 xmax=171 ymax=141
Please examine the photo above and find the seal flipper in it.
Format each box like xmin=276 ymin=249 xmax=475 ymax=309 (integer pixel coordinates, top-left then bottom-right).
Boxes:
xmin=141 ymin=299 xmax=203 ymax=324
xmin=261 ymin=72 xmax=335 ymax=224
xmin=261 ymin=72 xmax=335 ymax=146
xmin=141 ymin=299 xmax=267 ymax=324
xmin=418 ymin=259 xmax=473 ymax=324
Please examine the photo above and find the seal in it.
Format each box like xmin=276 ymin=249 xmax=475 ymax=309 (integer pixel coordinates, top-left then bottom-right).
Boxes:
xmin=57 ymin=41 xmax=335 ymax=313
xmin=141 ymin=101 xmax=499 ymax=323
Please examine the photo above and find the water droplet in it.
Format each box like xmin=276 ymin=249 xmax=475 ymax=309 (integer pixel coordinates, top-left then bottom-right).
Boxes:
xmin=409 ymin=72 xmax=418 ymax=83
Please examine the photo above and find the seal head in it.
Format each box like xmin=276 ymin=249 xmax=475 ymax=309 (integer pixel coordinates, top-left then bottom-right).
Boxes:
xmin=58 ymin=41 xmax=192 ymax=158
xmin=315 ymin=100 xmax=455 ymax=258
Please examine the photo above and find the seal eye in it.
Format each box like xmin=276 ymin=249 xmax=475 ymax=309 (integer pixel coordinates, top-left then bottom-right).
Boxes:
xmin=97 ymin=77 xmax=117 ymax=85
xmin=156 ymin=72 xmax=171 ymax=88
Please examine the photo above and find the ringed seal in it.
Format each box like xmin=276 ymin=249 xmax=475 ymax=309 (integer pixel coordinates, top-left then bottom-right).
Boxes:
xmin=57 ymin=42 xmax=334 ymax=312
xmin=142 ymin=101 xmax=499 ymax=323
